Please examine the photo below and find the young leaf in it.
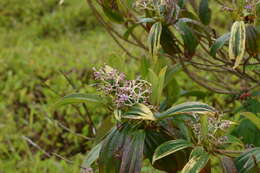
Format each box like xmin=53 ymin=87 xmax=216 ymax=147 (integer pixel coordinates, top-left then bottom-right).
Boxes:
xmin=148 ymin=22 xmax=162 ymax=56
xmin=123 ymin=104 xmax=155 ymax=121
xmin=153 ymin=139 xmax=193 ymax=163
xmin=81 ymin=143 xmax=102 ymax=170
xmin=235 ymin=147 xmax=260 ymax=173
xmin=181 ymin=147 xmax=210 ymax=173
xmin=228 ymin=21 xmax=246 ymax=69
xmin=148 ymin=67 xmax=167 ymax=106
xmin=53 ymin=93 xmax=104 ymax=108
xmin=157 ymin=66 xmax=167 ymax=105
xmin=155 ymin=102 xmax=218 ymax=120
xmin=210 ymin=33 xmax=230 ymax=57
xmin=199 ymin=0 xmax=211 ymax=25
xmin=200 ymin=115 xmax=208 ymax=139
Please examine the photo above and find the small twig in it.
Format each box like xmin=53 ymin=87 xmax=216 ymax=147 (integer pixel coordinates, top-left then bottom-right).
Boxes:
xmin=22 ymin=136 xmax=88 ymax=170
xmin=45 ymin=117 xmax=93 ymax=140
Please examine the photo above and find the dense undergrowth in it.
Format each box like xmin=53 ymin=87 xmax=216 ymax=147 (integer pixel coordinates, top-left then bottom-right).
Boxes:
xmin=0 ymin=0 xmax=139 ymax=172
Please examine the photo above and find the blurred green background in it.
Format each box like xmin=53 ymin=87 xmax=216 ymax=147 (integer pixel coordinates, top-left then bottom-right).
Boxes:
xmin=0 ymin=0 xmax=139 ymax=172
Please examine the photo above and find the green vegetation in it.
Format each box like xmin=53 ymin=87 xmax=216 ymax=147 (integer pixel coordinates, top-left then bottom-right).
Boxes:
xmin=1 ymin=0 xmax=259 ymax=173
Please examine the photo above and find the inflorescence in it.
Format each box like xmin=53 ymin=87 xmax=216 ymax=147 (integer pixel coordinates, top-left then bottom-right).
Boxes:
xmin=93 ymin=65 xmax=152 ymax=108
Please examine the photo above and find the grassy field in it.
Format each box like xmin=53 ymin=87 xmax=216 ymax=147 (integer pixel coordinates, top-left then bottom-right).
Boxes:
xmin=0 ymin=0 xmax=142 ymax=172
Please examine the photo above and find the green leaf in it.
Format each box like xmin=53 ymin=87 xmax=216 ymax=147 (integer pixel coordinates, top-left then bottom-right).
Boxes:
xmin=228 ymin=21 xmax=246 ymax=69
xmin=53 ymin=93 xmax=104 ymax=108
xmin=240 ymin=112 xmax=260 ymax=129
xmin=99 ymin=124 xmax=145 ymax=173
xmin=200 ymin=115 xmax=208 ymax=139
xmin=81 ymin=143 xmax=102 ymax=169
xmin=155 ymin=102 xmax=218 ymax=120
xmin=180 ymin=90 xmax=208 ymax=100
xmin=148 ymin=22 xmax=162 ymax=56
xmin=235 ymin=147 xmax=260 ymax=173
xmin=181 ymin=147 xmax=210 ymax=173
xmin=224 ymin=135 xmax=244 ymax=148
xmin=199 ymin=0 xmax=211 ymax=25
xmin=148 ymin=68 xmax=159 ymax=105
xmin=123 ymin=104 xmax=155 ymax=121
xmin=99 ymin=127 xmax=123 ymax=173
xmin=210 ymin=33 xmax=230 ymax=57
xmin=119 ymin=130 xmax=146 ymax=173
xmin=231 ymin=119 xmax=260 ymax=147
xmin=138 ymin=17 xmax=156 ymax=24
xmin=165 ymin=77 xmax=180 ymax=105
xmin=157 ymin=66 xmax=167 ymax=105
xmin=144 ymin=129 xmax=188 ymax=172
xmin=176 ymin=21 xmax=198 ymax=58
xmin=160 ymin=25 xmax=180 ymax=56
xmin=148 ymin=67 xmax=167 ymax=106
xmin=153 ymin=139 xmax=193 ymax=164
xmin=245 ymin=25 xmax=259 ymax=56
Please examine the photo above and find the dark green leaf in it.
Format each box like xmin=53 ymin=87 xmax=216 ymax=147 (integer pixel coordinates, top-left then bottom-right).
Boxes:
xmin=160 ymin=25 xmax=181 ymax=56
xmin=199 ymin=0 xmax=211 ymax=25
xmin=176 ymin=21 xmax=198 ymax=58
xmin=210 ymin=33 xmax=230 ymax=57
xmin=232 ymin=119 xmax=260 ymax=147
xmin=103 ymin=7 xmax=124 ymax=23
xmin=119 ymin=130 xmax=146 ymax=173
xmin=144 ymin=129 xmax=188 ymax=172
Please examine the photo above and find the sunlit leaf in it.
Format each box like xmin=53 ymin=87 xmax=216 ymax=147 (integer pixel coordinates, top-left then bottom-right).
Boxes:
xmin=153 ymin=139 xmax=193 ymax=163
xmin=181 ymin=147 xmax=210 ymax=173
xmin=123 ymin=104 xmax=155 ymax=121
xmin=155 ymin=102 xmax=218 ymax=120
xmin=228 ymin=21 xmax=246 ymax=69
